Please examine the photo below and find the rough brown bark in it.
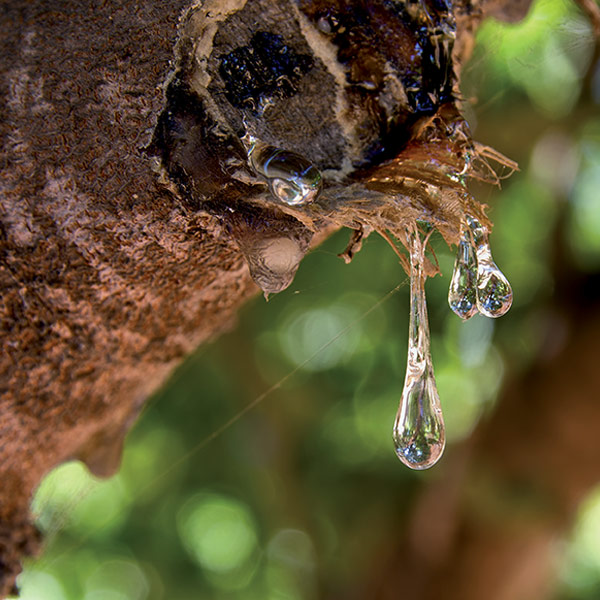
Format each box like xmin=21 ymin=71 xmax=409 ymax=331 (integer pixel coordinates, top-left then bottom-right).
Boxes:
xmin=0 ymin=0 xmax=532 ymax=595
xmin=0 ymin=2 xmax=258 ymax=593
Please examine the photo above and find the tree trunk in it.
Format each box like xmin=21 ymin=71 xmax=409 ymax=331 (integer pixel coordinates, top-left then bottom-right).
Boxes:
xmin=0 ymin=0 xmax=552 ymax=595
xmin=0 ymin=2 xmax=257 ymax=592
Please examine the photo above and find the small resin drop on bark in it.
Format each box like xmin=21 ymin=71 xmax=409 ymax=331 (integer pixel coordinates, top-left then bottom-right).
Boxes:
xmin=245 ymin=236 xmax=306 ymax=296
xmin=248 ymin=144 xmax=323 ymax=206
xmin=227 ymin=205 xmax=313 ymax=297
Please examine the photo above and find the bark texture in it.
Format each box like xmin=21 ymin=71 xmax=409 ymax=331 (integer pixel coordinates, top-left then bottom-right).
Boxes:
xmin=0 ymin=0 xmax=531 ymax=595
xmin=0 ymin=2 xmax=258 ymax=593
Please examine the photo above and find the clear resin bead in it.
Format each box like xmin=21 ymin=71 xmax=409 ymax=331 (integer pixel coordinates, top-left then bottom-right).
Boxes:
xmin=448 ymin=224 xmax=478 ymax=320
xmin=393 ymin=229 xmax=446 ymax=470
xmin=249 ymin=144 xmax=322 ymax=206
xmin=466 ymin=215 xmax=513 ymax=318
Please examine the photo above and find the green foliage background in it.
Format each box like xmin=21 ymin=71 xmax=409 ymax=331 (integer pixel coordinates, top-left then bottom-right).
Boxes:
xmin=16 ymin=0 xmax=600 ymax=598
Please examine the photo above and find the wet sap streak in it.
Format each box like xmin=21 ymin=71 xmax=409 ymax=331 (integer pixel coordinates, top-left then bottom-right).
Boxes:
xmin=393 ymin=229 xmax=445 ymax=470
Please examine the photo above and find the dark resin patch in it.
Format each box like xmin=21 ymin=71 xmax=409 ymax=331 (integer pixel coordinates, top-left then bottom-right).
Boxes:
xmin=409 ymin=31 xmax=454 ymax=113
xmin=391 ymin=0 xmax=456 ymax=115
xmin=218 ymin=31 xmax=314 ymax=112
xmin=309 ymin=0 xmax=456 ymax=117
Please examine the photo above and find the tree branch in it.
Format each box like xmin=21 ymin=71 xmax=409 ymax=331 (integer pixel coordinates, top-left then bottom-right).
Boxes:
xmin=0 ymin=0 xmax=533 ymax=594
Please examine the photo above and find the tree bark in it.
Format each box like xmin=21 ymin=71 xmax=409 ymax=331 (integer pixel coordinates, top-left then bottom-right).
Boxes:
xmin=0 ymin=2 xmax=259 ymax=593
xmin=0 ymin=0 xmax=535 ymax=595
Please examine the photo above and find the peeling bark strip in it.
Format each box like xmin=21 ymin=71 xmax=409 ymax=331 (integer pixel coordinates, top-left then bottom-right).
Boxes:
xmin=0 ymin=0 xmax=531 ymax=595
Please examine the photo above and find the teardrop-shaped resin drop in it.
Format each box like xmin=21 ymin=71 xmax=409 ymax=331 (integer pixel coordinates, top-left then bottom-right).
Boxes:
xmin=243 ymin=236 xmax=307 ymax=296
xmin=448 ymin=224 xmax=478 ymax=320
xmin=393 ymin=229 xmax=445 ymax=470
xmin=249 ymin=144 xmax=323 ymax=206
xmin=226 ymin=205 xmax=313 ymax=297
xmin=466 ymin=215 xmax=513 ymax=318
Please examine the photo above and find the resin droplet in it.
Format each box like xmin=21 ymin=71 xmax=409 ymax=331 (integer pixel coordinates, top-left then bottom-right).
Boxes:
xmin=448 ymin=224 xmax=478 ymax=320
xmin=226 ymin=206 xmax=313 ymax=297
xmin=466 ymin=215 xmax=513 ymax=318
xmin=249 ymin=144 xmax=322 ymax=206
xmin=244 ymin=236 xmax=307 ymax=296
xmin=393 ymin=229 xmax=445 ymax=470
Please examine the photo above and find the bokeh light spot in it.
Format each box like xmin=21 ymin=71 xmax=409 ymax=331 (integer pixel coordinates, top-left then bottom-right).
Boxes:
xmin=177 ymin=493 xmax=258 ymax=576
xmin=560 ymin=485 xmax=600 ymax=596
xmin=568 ymin=165 xmax=600 ymax=269
xmin=279 ymin=304 xmax=361 ymax=371
xmin=13 ymin=570 xmax=67 ymax=600
xmin=84 ymin=560 xmax=149 ymax=600
xmin=32 ymin=461 xmax=130 ymax=538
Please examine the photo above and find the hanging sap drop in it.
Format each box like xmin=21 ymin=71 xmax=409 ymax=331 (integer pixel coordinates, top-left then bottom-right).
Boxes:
xmin=241 ymin=235 xmax=307 ymax=297
xmin=466 ymin=215 xmax=513 ymax=318
xmin=226 ymin=203 xmax=313 ymax=298
xmin=448 ymin=224 xmax=478 ymax=320
xmin=393 ymin=229 xmax=445 ymax=470
xmin=249 ymin=144 xmax=323 ymax=206
xmin=394 ymin=367 xmax=446 ymax=469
